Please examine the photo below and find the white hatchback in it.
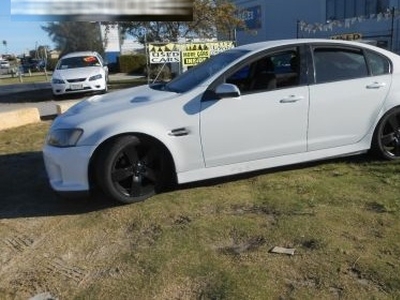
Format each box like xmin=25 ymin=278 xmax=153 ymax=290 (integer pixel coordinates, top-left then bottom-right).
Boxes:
xmin=51 ymin=51 xmax=108 ymax=96
xmin=43 ymin=39 xmax=400 ymax=203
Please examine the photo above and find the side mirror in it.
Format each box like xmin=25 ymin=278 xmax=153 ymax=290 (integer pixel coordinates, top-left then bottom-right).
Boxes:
xmin=215 ymin=83 xmax=241 ymax=99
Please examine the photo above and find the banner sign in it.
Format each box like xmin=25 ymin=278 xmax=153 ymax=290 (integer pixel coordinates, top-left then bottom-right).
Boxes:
xmin=182 ymin=50 xmax=210 ymax=66
xmin=150 ymin=51 xmax=181 ymax=64
xmin=148 ymin=41 xmax=235 ymax=66
xmin=149 ymin=43 xmax=181 ymax=64
xmin=208 ymin=41 xmax=235 ymax=55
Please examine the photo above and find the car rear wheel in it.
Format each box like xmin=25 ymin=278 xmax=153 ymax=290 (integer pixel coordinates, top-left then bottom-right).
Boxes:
xmin=372 ymin=107 xmax=400 ymax=160
xmin=96 ymin=135 xmax=167 ymax=203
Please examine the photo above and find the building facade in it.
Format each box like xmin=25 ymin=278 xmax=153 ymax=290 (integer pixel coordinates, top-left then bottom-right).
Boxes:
xmin=233 ymin=0 xmax=400 ymax=53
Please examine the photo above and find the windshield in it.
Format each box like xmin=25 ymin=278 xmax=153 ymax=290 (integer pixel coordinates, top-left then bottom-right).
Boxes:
xmin=164 ymin=49 xmax=250 ymax=93
xmin=57 ymin=56 xmax=101 ymax=70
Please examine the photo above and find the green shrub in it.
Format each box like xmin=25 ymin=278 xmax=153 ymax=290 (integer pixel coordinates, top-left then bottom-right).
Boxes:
xmin=146 ymin=64 xmax=172 ymax=81
xmin=119 ymin=54 xmax=147 ymax=74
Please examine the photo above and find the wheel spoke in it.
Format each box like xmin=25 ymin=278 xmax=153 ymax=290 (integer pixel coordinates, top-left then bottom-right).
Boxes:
xmin=124 ymin=144 xmax=139 ymax=164
xmin=144 ymin=168 xmax=157 ymax=183
xmin=129 ymin=176 xmax=154 ymax=197
xmin=130 ymin=179 xmax=144 ymax=197
xmin=381 ymin=133 xmax=396 ymax=146
xmin=111 ymin=167 xmax=133 ymax=182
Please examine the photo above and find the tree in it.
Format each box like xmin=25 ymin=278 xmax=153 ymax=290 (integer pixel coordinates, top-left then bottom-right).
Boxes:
xmin=120 ymin=0 xmax=245 ymax=43
xmin=36 ymin=45 xmax=50 ymax=60
xmin=42 ymin=22 xmax=105 ymax=57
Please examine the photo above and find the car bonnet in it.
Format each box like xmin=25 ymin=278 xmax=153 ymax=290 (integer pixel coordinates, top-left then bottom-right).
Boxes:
xmin=61 ymin=84 xmax=178 ymax=119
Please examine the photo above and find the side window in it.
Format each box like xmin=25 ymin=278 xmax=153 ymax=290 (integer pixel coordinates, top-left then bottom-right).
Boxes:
xmin=226 ymin=48 xmax=300 ymax=94
xmin=365 ymin=50 xmax=391 ymax=76
xmin=313 ymin=47 xmax=368 ymax=84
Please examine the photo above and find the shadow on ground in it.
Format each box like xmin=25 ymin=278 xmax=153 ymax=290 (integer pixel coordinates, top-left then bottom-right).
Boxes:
xmin=0 ymin=148 xmax=379 ymax=220
xmin=0 ymin=89 xmax=55 ymax=103
xmin=0 ymin=82 xmax=143 ymax=104
xmin=0 ymin=151 xmax=118 ymax=219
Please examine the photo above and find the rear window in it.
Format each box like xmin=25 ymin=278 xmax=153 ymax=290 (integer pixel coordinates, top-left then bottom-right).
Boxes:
xmin=365 ymin=50 xmax=391 ymax=76
xmin=313 ymin=47 xmax=368 ymax=83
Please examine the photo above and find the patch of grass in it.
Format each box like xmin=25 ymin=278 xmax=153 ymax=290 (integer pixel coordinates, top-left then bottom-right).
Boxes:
xmin=1 ymin=123 xmax=400 ymax=299
xmin=0 ymin=121 xmax=50 ymax=154
xmin=0 ymin=73 xmax=51 ymax=85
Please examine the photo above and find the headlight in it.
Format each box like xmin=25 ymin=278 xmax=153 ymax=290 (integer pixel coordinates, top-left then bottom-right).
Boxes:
xmin=89 ymin=74 xmax=102 ymax=81
xmin=52 ymin=78 xmax=65 ymax=84
xmin=46 ymin=128 xmax=83 ymax=147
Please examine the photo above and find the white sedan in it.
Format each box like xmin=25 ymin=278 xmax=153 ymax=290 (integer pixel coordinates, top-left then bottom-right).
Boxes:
xmin=51 ymin=51 xmax=108 ymax=96
xmin=43 ymin=39 xmax=400 ymax=203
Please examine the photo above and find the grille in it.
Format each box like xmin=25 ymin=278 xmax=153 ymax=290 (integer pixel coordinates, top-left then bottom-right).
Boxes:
xmin=67 ymin=78 xmax=86 ymax=83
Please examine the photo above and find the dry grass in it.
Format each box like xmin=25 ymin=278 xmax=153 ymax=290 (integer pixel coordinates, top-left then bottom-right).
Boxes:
xmin=1 ymin=122 xmax=400 ymax=299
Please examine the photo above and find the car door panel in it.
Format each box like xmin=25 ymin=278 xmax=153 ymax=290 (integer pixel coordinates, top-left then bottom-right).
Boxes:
xmin=200 ymin=86 xmax=309 ymax=167
xmin=308 ymin=75 xmax=391 ymax=151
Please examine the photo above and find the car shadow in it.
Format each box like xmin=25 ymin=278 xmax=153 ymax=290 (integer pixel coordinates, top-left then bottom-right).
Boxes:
xmin=176 ymin=154 xmax=379 ymax=191
xmin=0 ymin=150 xmax=380 ymax=219
xmin=0 ymin=151 xmax=118 ymax=219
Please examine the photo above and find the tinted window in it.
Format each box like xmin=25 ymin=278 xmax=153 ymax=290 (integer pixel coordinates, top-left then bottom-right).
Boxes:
xmin=226 ymin=48 xmax=300 ymax=93
xmin=313 ymin=48 xmax=368 ymax=83
xmin=365 ymin=50 xmax=391 ymax=76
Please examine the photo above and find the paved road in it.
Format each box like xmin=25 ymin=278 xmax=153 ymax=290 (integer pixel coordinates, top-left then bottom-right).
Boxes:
xmin=0 ymin=73 xmax=144 ymax=117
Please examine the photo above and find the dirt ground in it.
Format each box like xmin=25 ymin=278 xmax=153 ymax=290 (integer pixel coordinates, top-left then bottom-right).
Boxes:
xmin=0 ymin=145 xmax=122 ymax=298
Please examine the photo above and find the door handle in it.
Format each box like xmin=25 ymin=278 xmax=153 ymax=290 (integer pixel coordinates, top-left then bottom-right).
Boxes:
xmin=366 ymin=82 xmax=386 ymax=89
xmin=280 ymin=95 xmax=304 ymax=103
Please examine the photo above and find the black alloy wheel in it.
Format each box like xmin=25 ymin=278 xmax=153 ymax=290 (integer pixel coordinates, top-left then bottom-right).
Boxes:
xmin=373 ymin=107 xmax=400 ymax=160
xmin=96 ymin=135 xmax=165 ymax=203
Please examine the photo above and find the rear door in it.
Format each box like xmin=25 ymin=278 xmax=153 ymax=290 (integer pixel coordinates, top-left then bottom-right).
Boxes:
xmin=307 ymin=45 xmax=392 ymax=151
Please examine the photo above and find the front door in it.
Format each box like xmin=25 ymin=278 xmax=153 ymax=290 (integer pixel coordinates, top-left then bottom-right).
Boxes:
xmin=200 ymin=47 xmax=309 ymax=167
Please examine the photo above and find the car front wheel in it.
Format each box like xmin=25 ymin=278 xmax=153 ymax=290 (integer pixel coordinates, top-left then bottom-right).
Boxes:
xmin=372 ymin=107 xmax=400 ymax=160
xmin=96 ymin=135 xmax=167 ymax=203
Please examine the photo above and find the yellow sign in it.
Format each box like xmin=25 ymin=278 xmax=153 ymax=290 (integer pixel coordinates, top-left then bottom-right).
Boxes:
xmin=148 ymin=41 xmax=235 ymax=66
xmin=182 ymin=50 xmax=210 ymax=66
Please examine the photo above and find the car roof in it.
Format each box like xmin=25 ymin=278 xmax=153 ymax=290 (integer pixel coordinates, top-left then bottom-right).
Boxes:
xmin=61 ymin=51 xmax=101 ymax=59
xmin=235 ymin=38 xmax=394 ymax=55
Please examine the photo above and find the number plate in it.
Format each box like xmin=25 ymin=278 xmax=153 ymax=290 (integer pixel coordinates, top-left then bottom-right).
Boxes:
xmin=70 ymin=84 xmax=83 ymax=90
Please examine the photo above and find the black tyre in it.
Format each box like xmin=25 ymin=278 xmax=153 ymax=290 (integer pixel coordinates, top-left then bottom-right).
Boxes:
xmin=96 ymin=135 xmax=167 ymax=203
xmin=372 ymin=107 xmax=400 ymax=160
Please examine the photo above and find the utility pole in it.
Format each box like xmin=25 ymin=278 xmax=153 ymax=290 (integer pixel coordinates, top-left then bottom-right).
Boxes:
xmin=391 ymin=7 xmax=395 ymax=52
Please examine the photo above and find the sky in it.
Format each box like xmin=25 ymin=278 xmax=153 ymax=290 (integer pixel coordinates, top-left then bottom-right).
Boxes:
xmin=0 ymin=0 xmax=54 ymax=56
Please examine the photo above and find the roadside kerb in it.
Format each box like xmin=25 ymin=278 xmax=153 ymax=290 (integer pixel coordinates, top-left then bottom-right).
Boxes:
xmin=56 ymin=100 xmax=80 ymax=115
xmin=0 ymin=107 xmax=41 ymax=130
xmin=0 ymin=73 xmax=143 ymax=130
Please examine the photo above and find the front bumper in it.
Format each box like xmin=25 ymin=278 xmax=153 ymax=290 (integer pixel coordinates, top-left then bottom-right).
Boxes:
xmin=43 ymin=144 xmax=96 ymax=192
xmin=51 ymin=79 xmax=106 ymax=95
